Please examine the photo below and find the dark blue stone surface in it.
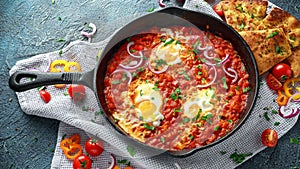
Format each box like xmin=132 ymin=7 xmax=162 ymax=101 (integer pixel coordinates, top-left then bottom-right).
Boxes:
xmin=1 ymin=0 xmax=299 ymax=168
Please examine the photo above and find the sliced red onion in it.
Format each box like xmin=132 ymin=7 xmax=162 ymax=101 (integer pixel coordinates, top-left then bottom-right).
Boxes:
xmin=197 ymin=65 xmax=217 ymax=88
xmin=278 ymin=93 xmax=300 ymax=118
xmin=127 ymin=41 xmax=143 ymax=58
xmin=222 ymin=65 xmax=238 ymax=84
xmin=111 ymin=69 xmax=132 ymax=85
xmin=81 ymin=23 xmax=97 ymax=38
xmin=279 ymin=106 xmax=300 ymax=118
xmin=107 ymin=154 xmax=117 ymax=169
xmin=197 ymin=45 xmax=209 ymax=51
xmin=174 ymin=163 xmax=182 ymax=169
xmin=148 ymin=62 xmax=168 ymax=74
xmin=203 ymin=46 xmax=214 ymax=59
xmin=159 ymin=0 xmax=166 ymax=7
xmin=120 ymin=56 xmax=143 ymax=70
xmin=204 ymin=54 xmax=229 ymax=66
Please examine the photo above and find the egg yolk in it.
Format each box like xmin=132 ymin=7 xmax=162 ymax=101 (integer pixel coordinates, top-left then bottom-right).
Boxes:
xmin=137 ymin=100 xmax=157 ymax=120
xmin=188 ymin=103 xmax=201 ymax=118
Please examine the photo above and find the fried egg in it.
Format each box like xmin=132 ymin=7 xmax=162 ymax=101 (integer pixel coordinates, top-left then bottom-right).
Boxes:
xmin=183 ymin=88 xmax=215 ymax=119
xmin=133 ymin=83 xmax=164 ymax=126
xmin=150 ymin=38 xmax=187 ymax=66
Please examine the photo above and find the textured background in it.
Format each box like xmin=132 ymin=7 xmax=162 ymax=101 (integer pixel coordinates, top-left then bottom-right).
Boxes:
xmin=1 ymin=0 xmax=300 ymax=168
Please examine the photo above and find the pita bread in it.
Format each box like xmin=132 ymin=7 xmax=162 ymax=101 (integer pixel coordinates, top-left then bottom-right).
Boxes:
xmin=221 ymin=0 xmax=268 ymax=31
xmin=239 ymin=28 xmax=292 ymax=75
xmin=257 ymin=7 xmax=300 ymax=48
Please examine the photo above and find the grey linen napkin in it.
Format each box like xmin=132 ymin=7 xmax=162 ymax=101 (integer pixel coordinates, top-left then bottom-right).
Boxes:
xmin=9 ymin=0 xmax=298 ymax=169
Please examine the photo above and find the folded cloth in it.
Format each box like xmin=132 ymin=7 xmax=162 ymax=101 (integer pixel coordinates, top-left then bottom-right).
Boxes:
xmin=9 ymin=0 xmax=298 ymax=169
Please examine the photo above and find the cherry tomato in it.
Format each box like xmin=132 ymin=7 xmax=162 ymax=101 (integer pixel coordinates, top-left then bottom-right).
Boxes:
xmin=68 ymin=84 xmax=86 ymax=102
xmin=85 ymin=138 xmax=104 ymax=157
xmin=213 ymin=4 xmax=224 ymax=18
xmin=266 ymin=73 xmax=282 ymax=91
xmin=39 ymin=89 xmax=51 ymax=103
xmin=272 ymin=63 xmax=293 ymax=83
xmin=73 ymin=154 xmax=92 ymax=169
xmin=261 ymin=128 xmax=278 ymax=147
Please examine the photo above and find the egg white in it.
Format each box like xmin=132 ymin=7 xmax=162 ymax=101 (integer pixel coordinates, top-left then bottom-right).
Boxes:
xmin=133 ymin=83 xmax=164 ymax=126
xmin=183 ymin=88 xmax=215 ymax=119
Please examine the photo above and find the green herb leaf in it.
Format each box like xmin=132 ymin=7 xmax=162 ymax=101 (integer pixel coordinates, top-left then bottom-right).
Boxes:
xmin=143 ymin=123 xmax=155 ymax=130
xmin=127 ymin=146 xmax=135 ymax=157
xmin=220 ymin=151 xmax=227 ymax=155
xmin=148 ymin=7 xmax=154 ymax=12
xmin=264 ymin=112 xmax=270 ymax=121
xmin=58 ymin=49 xmax=63 ymax=56
xmin=164 ymin=38 xmax=175 ymax=46
xmin=56 ymin=38 xmax=65 ymax=42
xmin=214 ymin=125 xmax=220 ymax=131
xmin=242 ymin=87 xmax=251 ymax=93
xmin=222 ymin=77 xmax=228 ymax=89
xmin=275 ymin=45 xmax=282 ymax=54
xmin=230 ymin=151 xmax=252 ymax=164
xmin=274 ymin=122 xmax=280 ymax=126
xmin=266 ymin=31 xmax=278 ymax=39
xmin=290 ymin=137 xmax=299 ymax=144
xmin=189 ymin=135 xmax=194 ymax=140
xmin=160 ymin=137 xmax=165 ymax=143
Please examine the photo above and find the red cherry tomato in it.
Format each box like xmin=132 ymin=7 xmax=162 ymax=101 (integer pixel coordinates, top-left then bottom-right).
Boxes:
xmin=272 ymin=63 xmax=292 ymax=83
xmin=39 ymin=90 xmax=51 ymax=103
xmin=68 ymin=84 xmax=86 ymax=102
xmin=85 ymin=138 xmax=104 ymax=157
xmin=266 ymin=73 xmax=282 ymax=91
xmin=261 ymin=128 xmax=278 ymax=147
xmin=213 ymin=4 xmax=224 ymax=18
xmin=73 ymin=154 xmax=92 ymax=169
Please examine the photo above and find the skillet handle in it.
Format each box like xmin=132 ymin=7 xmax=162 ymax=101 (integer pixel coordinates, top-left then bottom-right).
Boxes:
xmin=9 ymin=70 xmax=95 ymax=92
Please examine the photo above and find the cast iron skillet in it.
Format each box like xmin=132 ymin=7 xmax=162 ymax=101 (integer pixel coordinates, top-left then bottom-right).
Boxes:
xmin=9 ymin=7 xmax=259 ymax=157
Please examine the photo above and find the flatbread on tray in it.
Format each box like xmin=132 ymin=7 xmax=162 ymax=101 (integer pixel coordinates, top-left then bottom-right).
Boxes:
xmin=221 ymin=0 xmax=268 ymax=31
xmin=257 ymin=7 xmax=300 ymax=49
xmin=219 ymin=0 xmax=300 ymax=76
xmin=239 ymin=28 xmax=292 ymax=75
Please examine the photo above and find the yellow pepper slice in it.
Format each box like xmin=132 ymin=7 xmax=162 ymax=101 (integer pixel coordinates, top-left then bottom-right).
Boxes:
xmin=64 ymin=61 xmax=82 ymax=72
xmin=283 ymin=78 xmax=300 ymax=100
xmin=50 ymin=60 xmax=68 ymax=72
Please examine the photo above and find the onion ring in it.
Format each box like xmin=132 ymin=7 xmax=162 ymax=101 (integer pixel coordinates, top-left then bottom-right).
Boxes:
xmin=111 ymin=69 xmax=132 ymax=85
xmin=127 ymin=41 xmax=143 ymax=58
xmin=120 ymin=56 xmax=143 ymax=70
xmin=204 ymin=53 xmax=229 ymax=66
xmin=81 ymin=23 xmax=97 ymax=38
xmin=107 ymin=154 xmax=117 ymax=169
xmin=158 ymin=0 xmax=166 ymax=7
xmin=278 ymin=93 xmax=300 ymax=118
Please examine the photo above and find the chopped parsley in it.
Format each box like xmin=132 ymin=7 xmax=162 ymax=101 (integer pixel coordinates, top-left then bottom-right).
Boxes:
xmin=250 ymin=13 xmax=254 ymax=18
xmin=214 ymin=125 xmax=220 ymax=131
xmin=160 ymin=137 xmax=166 ymax=143
xmin=192 ymin=109 xmax=202 ymax=122
xmin=275 ymin=45 xmax=282 ymax=54
xmin=201 ymin=113 xmax=213 ymax=124
xmin=164 ymin=38 xmax=175 ymax=46
xmin=139 ymin=89 xmax=143 ymax=96
xmin=290 ymin=137 xmax=299 ymax=144
xmin=154 ymin=59 xmax=167 ymax=69
xmin=184 ymin=74 xmax=191 ymax=81
xmin=271 ymin=110 xmax=278 ymax=114
xmin=274 ymin=122 xmax=280 ymax=126
xmin=170 ymin=88 xmax=182 ymax=101
xmin=242 ymin=87 xmax=251 ymax=93
xmin=127 ymin=146 xmax=135 ymax=157
xmin=239 ymin=22 xmax=245 ymax=30
xmin=58 ymin=49 xmax=62 ymax=56
xmin=117 ymin=159 xmax=131 ymax=166
xmin=56 ymin=38 xmax=65 ymax=42
xmin=148 ymin=7 xmax=154 ymax=12
xmin=235 ymin=5 xmax=244 ymax=13
xmin=264 ymin=112 xmax=270 ymax=121
xmin=189 ymin=135 xmax=194 ymax=140
xmin=143 ymin=123 xmax=155 ymax=130
xmin=221 ymin=77 xmax=228 ymax=89
xmin=266 ymin=31 xmax=278 ymax=39
xmin=230 ymin=151 xmax=253 ymax=164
